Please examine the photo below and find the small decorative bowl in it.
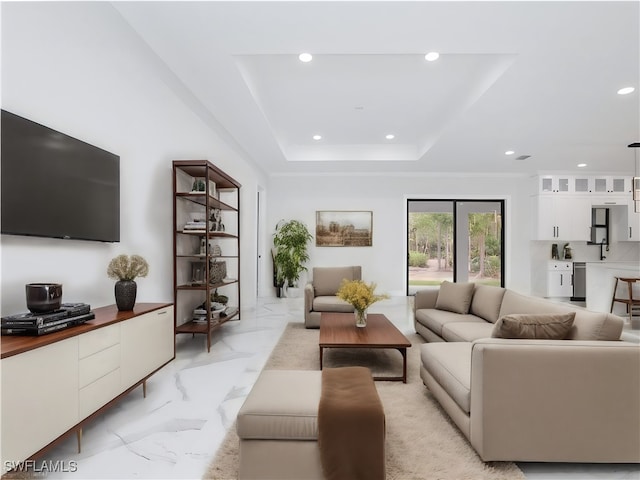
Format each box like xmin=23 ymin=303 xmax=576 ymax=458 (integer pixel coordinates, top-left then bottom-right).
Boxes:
xmin=26 ymin=283 xmax=63 ymax=313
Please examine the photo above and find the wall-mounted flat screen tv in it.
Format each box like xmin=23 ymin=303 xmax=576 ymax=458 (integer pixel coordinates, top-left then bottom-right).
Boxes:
xmin=1 ymin=110 xmax=120 ymax=242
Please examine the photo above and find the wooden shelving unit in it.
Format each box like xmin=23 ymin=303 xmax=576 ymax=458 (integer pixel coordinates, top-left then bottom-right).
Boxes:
xmin=172 ymin=160 xmax=241 ymax=352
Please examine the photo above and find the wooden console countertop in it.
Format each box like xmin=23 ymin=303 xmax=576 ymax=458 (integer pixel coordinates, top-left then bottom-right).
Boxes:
xmin=1 ymin=303 xmax=172 ymax=359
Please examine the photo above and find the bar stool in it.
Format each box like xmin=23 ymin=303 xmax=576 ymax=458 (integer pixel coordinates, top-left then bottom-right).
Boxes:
xmin=610 ymin=277 xmax=640 ymax=323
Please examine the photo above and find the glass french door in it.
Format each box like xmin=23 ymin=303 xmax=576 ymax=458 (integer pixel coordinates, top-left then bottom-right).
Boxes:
xmin=407 ymin=199 xmax=504 ymax=295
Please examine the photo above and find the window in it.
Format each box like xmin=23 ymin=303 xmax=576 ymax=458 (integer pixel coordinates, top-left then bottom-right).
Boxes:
xmin=407 ymin=199 xmax=505 ymax=294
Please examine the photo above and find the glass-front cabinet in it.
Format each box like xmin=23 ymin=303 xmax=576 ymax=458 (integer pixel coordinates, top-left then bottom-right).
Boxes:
xmin=593 ymin=176 xmax=629 ymax=193
xmin=573 ymin=176 xmax=630 ymax=194
xmin=574 ymin=177 xmax=590 ymax=193
xmin=540 ymin=176 xmax=571 ymax=193
xmin=540 ymin=175 xmax=632 ymax=194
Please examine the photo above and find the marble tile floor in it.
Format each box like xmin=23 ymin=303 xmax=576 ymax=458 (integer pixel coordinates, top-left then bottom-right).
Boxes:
xmin=32 ymin=297 xmax=640 ymax=480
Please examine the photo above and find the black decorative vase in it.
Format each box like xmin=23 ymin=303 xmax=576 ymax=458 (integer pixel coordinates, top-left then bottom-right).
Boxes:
xmin=115 ymin=280 xmax=137 ymax=311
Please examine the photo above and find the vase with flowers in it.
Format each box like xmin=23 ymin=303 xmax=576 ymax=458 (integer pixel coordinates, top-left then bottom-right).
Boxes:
xmin=107 ymin=254 xmax=149 ymax=311
xmin=336 ymin=279 xmax=389 ymax=327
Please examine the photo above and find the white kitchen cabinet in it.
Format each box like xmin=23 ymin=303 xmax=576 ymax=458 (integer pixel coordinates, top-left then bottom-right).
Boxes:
xmin=625 ymin=200 xmax=640 ymax=241
xmin=541 ymin=175 xmax=632 ymax=195
xmin=540 ymin=176 xmax=571 ymax=193
xmin=534 ymin=195 xmax=591 ymax=241
xmin=546 ymin=261 xmax=573 ymax=297
xmin=595 ymin=176 xmax=629 ymax=194
xmin=573 ymin=176 xmax=629 ymax=194
xmin=573 ymin=177 xmax=590 ymax=193
xmin=591 ymin=197 xmax=640 ymax=242
xmin=611 ymin=177 xmax=628 ymax=193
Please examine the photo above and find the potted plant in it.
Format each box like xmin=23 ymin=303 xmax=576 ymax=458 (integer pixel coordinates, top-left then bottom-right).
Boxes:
xmin=272 ymin=219 xmax=313 ymax=297
xmin=107 ymin=254 xmax=149 ymax=311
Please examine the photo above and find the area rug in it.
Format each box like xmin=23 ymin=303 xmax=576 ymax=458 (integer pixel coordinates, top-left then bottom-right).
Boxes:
xmin=204 ymin=322 xmax=525 ymax=480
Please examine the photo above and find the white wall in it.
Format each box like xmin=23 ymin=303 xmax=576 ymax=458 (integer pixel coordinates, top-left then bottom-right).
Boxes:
xmin=264 ymin=173 xmax=533 ymax=297
xmin=1 ymin=3 xmax=265 ymax=315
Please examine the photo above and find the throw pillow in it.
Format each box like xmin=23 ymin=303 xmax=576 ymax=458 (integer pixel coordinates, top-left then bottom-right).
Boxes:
xmin=470 ymin=285 xmax=506 ymax=323
xmin=435 ymin=281 xmax=475 ymax=314
xmin=491 ymin=312 xmax=576 ymax=340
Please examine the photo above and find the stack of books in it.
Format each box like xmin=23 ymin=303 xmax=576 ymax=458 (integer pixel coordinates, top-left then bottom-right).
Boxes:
xmin=192 ymin=303 xmax=229 ymax=325
xmin=192 ymin=307 xmax=208 ymax=324
xmin=1 ymin=303 xmax=95 ymax=336
xmin=183 ymin=220 xmax=207 ymax=233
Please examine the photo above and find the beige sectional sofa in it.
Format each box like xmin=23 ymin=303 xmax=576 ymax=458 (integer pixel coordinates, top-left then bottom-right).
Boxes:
xmin=414 ymin=282 xmax=640 ymax=463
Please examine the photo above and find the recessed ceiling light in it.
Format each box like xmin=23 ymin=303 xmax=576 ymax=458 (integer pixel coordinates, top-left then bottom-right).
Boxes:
xmin=617 ymin=86 xmax=635 ymax=95
xmin=312 ymin=134 xmax=322 ymax=140
xmin=577 ymin=163 xmax=587 ymax=168
xmin=385 ymin=134 xmax=395 ymax=140
xmin=425 ymin=52 xmax=440 ymax=62
xmin=299 ymin=53 xmax=313 ymax=63
xmin=505 ymin=150 xmax=515 ymax=155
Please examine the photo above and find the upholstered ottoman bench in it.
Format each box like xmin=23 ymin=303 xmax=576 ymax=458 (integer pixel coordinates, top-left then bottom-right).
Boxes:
xmin=236 ymin=367 xmax=385 ymax=480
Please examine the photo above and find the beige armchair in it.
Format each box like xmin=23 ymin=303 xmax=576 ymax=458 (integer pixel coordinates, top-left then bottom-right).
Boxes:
xmin=304 ymin=266 xmax=362 ymax=328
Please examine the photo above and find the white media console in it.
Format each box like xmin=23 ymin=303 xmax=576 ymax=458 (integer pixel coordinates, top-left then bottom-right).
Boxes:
xmin=1 ymin=303 xmax=175 ymax=473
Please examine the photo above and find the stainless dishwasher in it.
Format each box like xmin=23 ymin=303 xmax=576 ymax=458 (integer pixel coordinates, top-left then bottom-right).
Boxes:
xmin=572 ymin=262 xmax=586 ymax=301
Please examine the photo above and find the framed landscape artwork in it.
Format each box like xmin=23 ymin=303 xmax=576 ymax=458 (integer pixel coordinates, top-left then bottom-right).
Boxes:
xmin=316 ymin=211 xmax=373 ymax=247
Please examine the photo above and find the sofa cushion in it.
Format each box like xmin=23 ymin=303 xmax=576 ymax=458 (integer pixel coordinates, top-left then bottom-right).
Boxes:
xmin=470 ymin=285 xmax=506 ymax=323
xmin=442 ymin=322 xmax=496 ymax=342
xmin=415 ymin=308 xmax=486 ymax=337
xmin=237 ymin=370 xmax=321 ymax=440
xmin=313 ymin=267 xmax=360 ymax=296
xmin=499 ymin=289 xmax=576 ymax=318
xmin=499 ymin=290 xmax=623 ymax=341
xmin=420 ymin=342 xmax=472 ymax=414
xmin=492 ymin=312 xmax=576 ymax=340
xmin=313 ymin=296 xmax=354 ymax=313
xmin=435 ymin=281 xmax=475 ymax=314
xmin=567 ymin=311 xmax=624 ymax=341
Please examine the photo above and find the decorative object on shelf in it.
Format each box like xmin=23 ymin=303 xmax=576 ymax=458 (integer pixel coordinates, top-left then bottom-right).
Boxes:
xmin=1 ymin=302 xmax=93 ymax=336
xmin=25 ymin=283 xmax=63 ymax=313
xmin=184 ymin=219 xmax=207 ymax=233
xmin=191 ymin=178 xmax=206 ymax=192
xmin=211 ymin=243 xmax=222 ymax=257
xmin=191 ymin=261 xmax=206 ymax=285
xmin=114 ymin=282 xmax=136 ymax=311
xmin=336 ymin=279 xmax=389 ymax=328
xmin=220 ymin=306 xmax=238 ymax=318
xmin=315 ymin=210 xmax=373 ymax=247
xmin=211 ymin=289 xmax=229 ymax=305
xmin=107 ymin=254 xmax=149 ymax=311
xmin=272 ymin=219 xmax=313 ymax=297
xmin=200 ymin=236 xmax=207 ymax=255
xmin=210 ymin=259 xmax=227 ymax=284
xmin=210 ymin=208 xmax=225 ymax=232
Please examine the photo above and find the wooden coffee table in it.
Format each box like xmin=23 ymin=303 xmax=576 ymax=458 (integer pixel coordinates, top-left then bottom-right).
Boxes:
xmin=319 ymin=312 xmax=412 ymax=383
